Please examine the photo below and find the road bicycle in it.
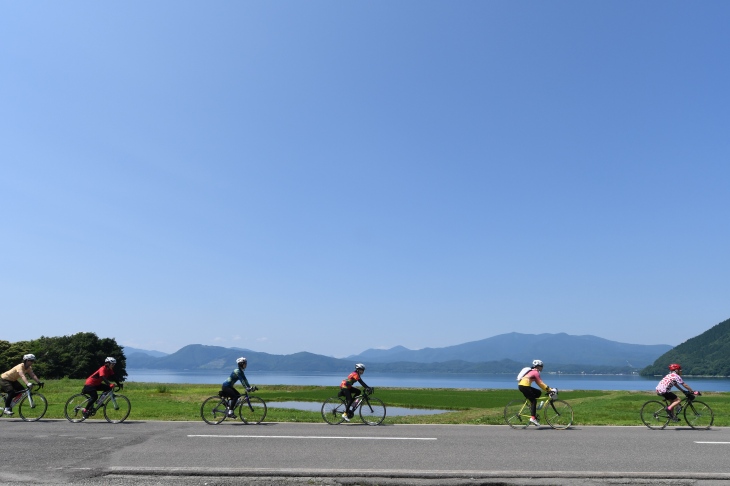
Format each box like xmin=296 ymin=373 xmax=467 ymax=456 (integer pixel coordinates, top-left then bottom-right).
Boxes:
xmin=64 ymin=384 xmax=131 ymax=423
xmin=504 ymin=389 xmax=573 ymax=429
xmin=0 ymin=382 xmax=48 ymax=422
xmin=640 ymin=390 xmax=713 ymax=430
xmin=321 ymin=387 xmax=386 ymax=425
xmin=201 ymin=387 xmax=267 ymax=425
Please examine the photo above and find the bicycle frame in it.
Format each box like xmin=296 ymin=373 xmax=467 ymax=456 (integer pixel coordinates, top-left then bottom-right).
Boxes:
xmin=8 ymin=383 xmax=43 ymax=410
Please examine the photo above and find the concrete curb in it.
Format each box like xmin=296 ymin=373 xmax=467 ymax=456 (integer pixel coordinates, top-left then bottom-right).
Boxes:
xmin=107 ymin=467 xmax=730 ymax=481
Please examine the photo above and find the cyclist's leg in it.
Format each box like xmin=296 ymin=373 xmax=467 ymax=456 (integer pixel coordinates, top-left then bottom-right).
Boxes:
xmin=661 ymin=391 xmax=679 ymax=416
xmin=0 ymin=379 xmax=16 ymax=409
xmin=220 ymin=386 xmax=240 ymax=411
xmin=81 ymin=385 xmax=101 ymax=411
xmin=519 ymin=385 xmax=540 ymax=418
xmin=341 ymin=387 xmax=353 ymax=412
xmin=350 ymin=388 xmax=362 ymax=410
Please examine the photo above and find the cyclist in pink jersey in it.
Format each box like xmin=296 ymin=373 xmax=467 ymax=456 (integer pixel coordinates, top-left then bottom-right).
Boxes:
xmin=656 ymin=363 xmax=698 ymax=419
xmin=517 ymin=359 xmax=554 ymax=426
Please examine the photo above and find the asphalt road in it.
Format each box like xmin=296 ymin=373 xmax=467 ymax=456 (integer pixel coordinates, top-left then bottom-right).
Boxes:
xmin=2 ymin=418 xmax=729 ymax=485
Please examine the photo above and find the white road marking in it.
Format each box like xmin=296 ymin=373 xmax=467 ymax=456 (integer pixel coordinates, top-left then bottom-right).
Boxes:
xmin=695 ymin=441 xmax=730 ymax=444
xmin=189 ymin=434 xmax=436 ymax=440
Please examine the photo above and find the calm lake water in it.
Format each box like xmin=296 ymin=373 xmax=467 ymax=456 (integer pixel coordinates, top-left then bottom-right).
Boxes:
xmin=126 ymin=369 xmax=730 ymax=392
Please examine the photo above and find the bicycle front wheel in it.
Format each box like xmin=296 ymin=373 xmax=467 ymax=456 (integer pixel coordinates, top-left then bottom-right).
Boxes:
xmin=239 ymin=396 xmax=267 ymax=424
xmin=102 ymin=394 xmax=131 ymax=423
xmin=684 ymin=400 xmax=713 ymax=430
xmin=64 ymin=394 xmax=92 ymax=423
xmin=544 ymin=399 xmax=573 ymax=429
xmin=504 ymin=400 xmax=530 ymax=429
xmin=359 ymin=397 xmax=386 ymax=425
xmin=321 ymin=397 xmax=347 ymax=425
xmin=18 ymin=393 xmax=48 ymax=422
xmin=640 ymin=400 xmax=670 ymax=430
xmin=201 ymin=396 xmax=227 ymax=425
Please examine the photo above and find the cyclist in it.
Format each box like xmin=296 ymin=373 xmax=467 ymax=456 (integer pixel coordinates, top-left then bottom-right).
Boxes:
xmin=656 ymin=363 xmax=698 ymax=420
xmin=220 ymin=357 xmax=254 ymax=418
xmin=1 ymin=354 xmax=42 ymax=415
xmin=81 ymin=357 xmax=122 ymax=416
xmin=517 ymin=359 xmax=554 ymax=426
xmin=339 ymin=363 xmax=371 ymax=422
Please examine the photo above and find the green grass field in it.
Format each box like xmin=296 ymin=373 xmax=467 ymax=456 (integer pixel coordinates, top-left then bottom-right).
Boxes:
xmin=7 ymin=379 xmax=728 ymax=426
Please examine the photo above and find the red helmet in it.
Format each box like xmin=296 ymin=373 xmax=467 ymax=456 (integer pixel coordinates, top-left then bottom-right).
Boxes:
xmin=668 ymin=363 xmax=682 ymax=371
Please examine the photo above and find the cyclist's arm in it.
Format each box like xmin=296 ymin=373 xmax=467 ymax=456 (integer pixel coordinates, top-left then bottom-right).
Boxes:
xmin=357 ymin=378 xmax=369 ymax=389
xmin=17 ymin=368 xmax=36 ymax=387
xmin=239 ymin=370 xmax=251 ymax=389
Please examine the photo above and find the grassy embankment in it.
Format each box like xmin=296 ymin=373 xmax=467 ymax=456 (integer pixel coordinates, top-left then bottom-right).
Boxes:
xmin=16 ymin=379 xmax=729 ymax=426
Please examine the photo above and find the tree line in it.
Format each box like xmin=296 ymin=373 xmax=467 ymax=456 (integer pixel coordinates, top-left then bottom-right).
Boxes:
xmin=0 ymin=332 xmax=127 ymax=381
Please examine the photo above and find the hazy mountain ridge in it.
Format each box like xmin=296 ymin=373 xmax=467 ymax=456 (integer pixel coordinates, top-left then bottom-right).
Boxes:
xmin=124 ymin=332 xmax=674 ymax=373
xmin=348 ymin=332 xmax=672 ymax=368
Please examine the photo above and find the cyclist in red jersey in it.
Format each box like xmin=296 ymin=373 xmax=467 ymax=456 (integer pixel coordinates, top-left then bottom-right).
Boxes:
xmin=81 ymin=357 xmax=122 ymax=416
xmin=339 ymin=363 xmax=371 ymax=422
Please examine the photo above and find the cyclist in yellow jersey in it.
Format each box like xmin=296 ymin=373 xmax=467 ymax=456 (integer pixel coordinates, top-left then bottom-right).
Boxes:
xmin=517 ymin=359 xmax=554 ymax=426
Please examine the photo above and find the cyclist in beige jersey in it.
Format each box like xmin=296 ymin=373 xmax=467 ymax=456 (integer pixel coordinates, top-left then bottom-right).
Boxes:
xmin=1 ymin=354 xmax=42 ymax=415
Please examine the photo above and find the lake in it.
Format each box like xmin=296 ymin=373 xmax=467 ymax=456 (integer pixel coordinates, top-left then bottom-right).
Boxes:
xmin=126 ymin=369 xmax=730 ymax=392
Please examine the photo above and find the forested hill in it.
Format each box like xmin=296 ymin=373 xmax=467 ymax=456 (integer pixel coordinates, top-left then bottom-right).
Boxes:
xmin=641 ymin=317 xmax=730 ymax=376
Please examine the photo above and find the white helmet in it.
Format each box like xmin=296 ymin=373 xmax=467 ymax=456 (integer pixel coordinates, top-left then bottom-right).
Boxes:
xmin=532 ymin=359 xmax=543 ymax=367
xmin=105 ymin=357 xmax=117 ymax=364
xmin=23 ymin=354 xmax=36 ymax=361
xmin=355 ymin=363 xmax=365 ymax=372
xmin=236 ymin=357 xmax=247 ymax=367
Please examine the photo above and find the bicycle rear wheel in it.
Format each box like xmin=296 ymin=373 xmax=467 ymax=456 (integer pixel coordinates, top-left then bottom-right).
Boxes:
xmin=321 ymin=396 xmax=347 ymax=425
xmin=239 ymin=396 xmax=267 ymax=424
xmin=103 ymin=394 xmax=131 ymax=423
xmin=544 ymin=399 xmax=573 ymax=429
xmin=201 ymin=396 xmax=227 ymax=425
xmin=18 ymin=393 xmax=48 ymax=422
xmin=504 ymin=400 xmax=530 ymax=429
xmin=64 ymin=394 xmax=92 ymax=423
xmin=640 ymin=400 xmax=670 ymax=429
xmin=359 ymin=397 xmax=386 ymax=425
xmin=684 ymin=400 xmax=713 ymax=429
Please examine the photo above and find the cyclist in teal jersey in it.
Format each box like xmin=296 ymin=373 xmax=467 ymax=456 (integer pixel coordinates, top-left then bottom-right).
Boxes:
xmin=219 ymin=357 xmax=254 ymax=418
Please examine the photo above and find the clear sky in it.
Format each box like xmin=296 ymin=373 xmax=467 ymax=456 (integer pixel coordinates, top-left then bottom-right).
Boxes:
xmin=2 ymin=2 xmax=728 ymax=357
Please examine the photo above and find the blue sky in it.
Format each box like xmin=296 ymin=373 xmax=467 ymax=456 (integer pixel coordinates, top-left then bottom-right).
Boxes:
xmin=2 ymin=2 xmax=728 ymax=357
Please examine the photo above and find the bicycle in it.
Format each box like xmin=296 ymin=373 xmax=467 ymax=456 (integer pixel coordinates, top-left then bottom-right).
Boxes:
xmin=64 ymin=384 xmax=131 ymax=423
xmin=640 ymin=390 xmax=713 ymax=430
xmin=201 ymin=386 xmax=267 ymax=425
xmin=321 ymin=387 xmax=386 ymax=425
xmin=504 ymin=389 xmax=573 ymax=430
xmin=0 ymin=382 xmax=48 ymax=422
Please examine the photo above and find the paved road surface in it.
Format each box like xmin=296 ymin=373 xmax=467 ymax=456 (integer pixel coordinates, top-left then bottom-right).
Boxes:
xmin=1 ymin=419 xmax=729 ymax=485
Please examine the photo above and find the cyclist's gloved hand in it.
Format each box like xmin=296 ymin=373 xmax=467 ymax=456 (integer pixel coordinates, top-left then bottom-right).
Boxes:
xmin=27 ymin=383 xmax=33 ymax=389
xmin=693 ymin=391 xmax=700 ymax=395
xmin=367 ymin=387 xmax=374 ymax=394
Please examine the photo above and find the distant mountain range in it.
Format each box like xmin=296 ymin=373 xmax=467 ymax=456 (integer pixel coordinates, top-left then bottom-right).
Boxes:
xmin=124 ymin=332 xmax=673 ymax=374
xmin=347 ymin=333 xmax=670 ymax=367
xmin=122 ymin=346 xmax=168 ymax=358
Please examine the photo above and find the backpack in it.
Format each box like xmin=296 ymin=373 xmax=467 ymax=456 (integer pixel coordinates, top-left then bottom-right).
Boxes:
xmin=516 ymin=367 xmax=531 ymax=381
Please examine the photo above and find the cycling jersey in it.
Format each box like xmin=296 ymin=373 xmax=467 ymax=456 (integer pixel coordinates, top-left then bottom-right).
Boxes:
xmin=518 ymin=369 xmax=549 ymax=391
xmin=85 ymin=365 xmax=117 ymax=387
xmin=341 ymin=371 xmax=366 ymax=389
xmin=656 ymin=372 xmax=684 ymax=394
xmin=1 ymin=363 xmax=37 ymax=383
xmin=223 ymin=367 xmax=250 ymax=389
